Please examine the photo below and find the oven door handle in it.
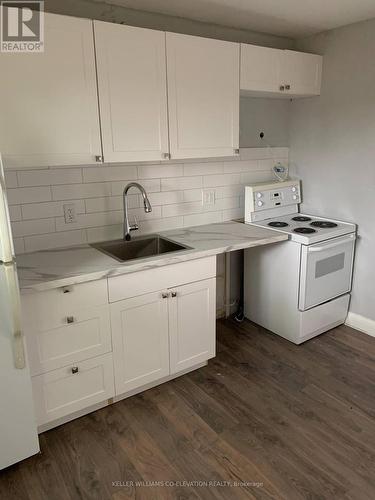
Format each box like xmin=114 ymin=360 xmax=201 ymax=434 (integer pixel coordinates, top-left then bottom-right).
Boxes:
xmin=307 ymin=233 xmax=356 ymax=253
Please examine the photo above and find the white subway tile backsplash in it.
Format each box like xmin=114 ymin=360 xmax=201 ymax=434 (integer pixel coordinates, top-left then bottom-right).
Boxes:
xmin=223 ymin=160 xmax=259 ymax=173
xmin=13 ymin=237 xmax=25 ymax=254
xmin=111 ymin=179 xmax=160 ymax=196
xmin=183 ymin=211 xmax=222 ymax=227
xmin=52 ymin=183 xmax=112 ymax=200
xmin=7 ymin=186 xmax=52 ymax=205
xmin=9 ymin=148 xmax=288 ymax=253
xmin=86 ymin=224 xmax=123 ymax=243
xmin=183 ymin=189 xmax=203 ymax=202
xmin=11 ymin=218 xmax=56 ymax=237
xmin=24 ymin=229 xmax=87 ymax=252
xmin=222 ymin=207 xmax=243 ymax=221
xmin=21 ymin=200 xmax=85 ymax=220
xmin=183 ymin=162 xmax=223 ymax=177
xmin=136 ymin=216 xmax=184 ymax=235
xmin=161 ymin=176 xmax=202 ymax=191
xmin=146 ymin=191 xmax=184 ymax=206
xmin=162 ymin=201 xmax=203 ymax=218
xmin=85 ymin=195 xmax=138 ymax=213
xmin=4 ymin=171 xmax=18 ymax=188
xmin=9 ymin=205 xmax=22 ymax=222
xmin=17 ymin=168 xmax=82 ymax=187
xmin=55 ymin=211 xmax=123 ymax=232
xmin=83 ymin=165 xmax=137 ymax=183
xmin=203 ymin=174 xmax=240 ymax=187
xmin=138 ymin=164 xmax=183 ymax=179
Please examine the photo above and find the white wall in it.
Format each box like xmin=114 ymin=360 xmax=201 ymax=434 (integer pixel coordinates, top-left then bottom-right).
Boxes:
xmin=289 ymin=18 xmax=375 ymax=322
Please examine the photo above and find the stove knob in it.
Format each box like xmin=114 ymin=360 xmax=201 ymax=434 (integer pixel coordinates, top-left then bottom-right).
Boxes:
xmin=256 ymin=192 xmax=263 ymax=198
xmin=292 ymin=195 xmax=298 ymax=200
xmin=292 ymin=186 xmax=297 ymax=192
xmin=257 ymin=200 xmax=264 ymax=207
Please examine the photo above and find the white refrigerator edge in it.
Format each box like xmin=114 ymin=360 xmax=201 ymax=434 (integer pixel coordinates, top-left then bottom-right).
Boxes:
xmin=0 ymin=154 xmax=40 ymax=470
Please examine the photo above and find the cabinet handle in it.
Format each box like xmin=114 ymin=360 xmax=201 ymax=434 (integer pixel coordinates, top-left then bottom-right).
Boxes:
xmin=285 ymin=84 xmax=291 ymax=90
xmin=279 ymin=85 xmax=285 ymax=91
xmin=71 ymin=366 xmax=79 ymax=374
xmin=66 ymin=316 xmax=75 ymax=324
xmin=62 ymin=286 xmax=72 ymax=294
xmin=234 ymin=149 xmax=240 ymax=155
xmin=162 ymin=292 xmax=169 ymax=299
xmin=162 ymin=152 xmax=171 ymax=160
xmin=95 ymin=155 xmax=104 ymax=163
xmin=171 ymin=292 xmax=177 ymax=298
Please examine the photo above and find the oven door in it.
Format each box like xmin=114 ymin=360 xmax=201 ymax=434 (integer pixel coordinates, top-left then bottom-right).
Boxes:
xmin=299 ymin=233 xmax=356 ymax=311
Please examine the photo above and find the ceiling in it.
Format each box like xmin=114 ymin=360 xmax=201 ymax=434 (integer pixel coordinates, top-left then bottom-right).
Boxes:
xmin=99 ymin=0 xmax=375 ymax=38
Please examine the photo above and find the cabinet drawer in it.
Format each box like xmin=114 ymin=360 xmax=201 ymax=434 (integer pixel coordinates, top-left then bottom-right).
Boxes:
xmin=32 ymin=353 xmax=115 ymax=426
xmin=25 ymin=305 xmax=112 ymax=376
xmin=108 ymin=256 xmax=216 ymax=302
xmin=22 ymin=279 xmax=108 ymax=328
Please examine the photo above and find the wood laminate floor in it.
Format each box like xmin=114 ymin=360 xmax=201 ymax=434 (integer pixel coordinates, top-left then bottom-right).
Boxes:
xmin=1 ymin=319 xmax=375 ymax=500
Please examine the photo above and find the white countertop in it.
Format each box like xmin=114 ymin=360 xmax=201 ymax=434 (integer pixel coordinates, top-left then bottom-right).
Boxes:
xmin=16 ymin=221 xmax=288 ymax=292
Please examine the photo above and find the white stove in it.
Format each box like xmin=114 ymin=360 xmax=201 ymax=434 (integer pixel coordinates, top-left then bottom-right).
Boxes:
xmin=243 ymin=180 xmax=357 ymax=344
xmin=251 ymin=213 xmax=356 ymax=245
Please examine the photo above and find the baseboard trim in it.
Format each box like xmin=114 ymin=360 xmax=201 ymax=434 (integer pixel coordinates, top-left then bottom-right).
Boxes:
xmin=345 ymin=312 xmax=375 ymax=337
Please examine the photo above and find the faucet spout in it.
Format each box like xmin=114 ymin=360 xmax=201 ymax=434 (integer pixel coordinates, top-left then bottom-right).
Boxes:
xmin=123 ymin=182 xmax=152 ymax=240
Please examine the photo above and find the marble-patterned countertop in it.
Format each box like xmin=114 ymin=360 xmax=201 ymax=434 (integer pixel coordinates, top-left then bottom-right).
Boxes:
xmin=16 ymin=221 xmax=288 ymax=292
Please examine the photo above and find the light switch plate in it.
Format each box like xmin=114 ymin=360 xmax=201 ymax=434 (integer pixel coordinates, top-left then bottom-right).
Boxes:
xmin=202 ymin=189 xmax=216 ymax=207
xmin=63 ymin=203 xmax=77 ymax=224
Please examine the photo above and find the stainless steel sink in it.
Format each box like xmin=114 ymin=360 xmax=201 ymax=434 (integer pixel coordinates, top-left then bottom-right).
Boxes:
xmin=91 ymin=235 xmax=190 ymax=263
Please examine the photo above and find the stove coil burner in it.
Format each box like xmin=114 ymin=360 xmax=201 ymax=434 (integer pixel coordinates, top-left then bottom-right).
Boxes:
xmin=268 ymin=221 xmax=289 ymax=228
xmin=292 ymin=216 xmax=312 ymax=222
xmin=294 ymin=227 xmax=316 ymax=234
xmin=310 ymin=220 xmax=338 ymax=229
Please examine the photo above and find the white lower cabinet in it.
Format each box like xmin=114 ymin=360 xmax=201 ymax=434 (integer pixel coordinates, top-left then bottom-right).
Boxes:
xmin=110 ymin=291 xmax=170 ymax=394
xmin=32 ymin=353 xmax=115 ymax=426
xmin=169 ymin=279 xmax=216 ymax=374
xmin=110 ymin=277 xmax=216 ymax=396
xmin=25 ymin=259 xmax=217 ymax=429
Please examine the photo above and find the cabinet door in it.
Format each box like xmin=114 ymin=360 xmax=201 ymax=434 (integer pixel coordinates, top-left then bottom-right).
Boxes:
xmin=240 ymin=44 xmax=283 ymax=94
xmin=166 ymin=33 xmax=239 ymax=159
xmin=111 ymin=291 xmax=170 ymax=395
xmin=169 ymin=278 xmax=216 ymax=374
xmin=0 ymin=13 xmax=101 ymax=168
xmin=94 ymin=22 xmax=169 ymax=163
xmin=280 ymin=50 xmax=322 ymax=96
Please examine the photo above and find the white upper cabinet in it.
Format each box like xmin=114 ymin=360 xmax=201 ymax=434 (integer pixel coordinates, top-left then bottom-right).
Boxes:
xmin=0 ymin=13 xmax=102 ymax=169
xmin=240 ymin=44 xmax=283 ymax=94
xmin=94 ymin=21 xmax=170 ymax=163
xmin=240 ymin=44 xmax=322 ymax=98
xmin=166 ymin=33 xmax=240 ymax=159
xmin=280 ymin=50 xmax=322 ymax=97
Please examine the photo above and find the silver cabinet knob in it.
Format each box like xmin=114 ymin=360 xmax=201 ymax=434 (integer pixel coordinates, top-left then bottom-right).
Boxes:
xmin=66 ymin=316 xmax=75 ymax=324
xmin=71 ymin=366 xmax=79 ymax=374
xmin=162 ymin=152 xmax=171 ymax=159
xmin=279 ymin=85 xmax=285 ymax=91
xmin=285 ymin=84 xmax=291 ymax=90
xmin=171 ymin=291 xmax=177 ymax=298
xmin=95 ymin=155 xmax=104 ymax=162
xmin=162 ymin=292 xmax=169 ymax=299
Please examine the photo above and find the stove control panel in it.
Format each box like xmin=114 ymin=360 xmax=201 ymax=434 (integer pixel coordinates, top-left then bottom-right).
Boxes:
xmin=245 ymin=180 xmax=301 ymax=222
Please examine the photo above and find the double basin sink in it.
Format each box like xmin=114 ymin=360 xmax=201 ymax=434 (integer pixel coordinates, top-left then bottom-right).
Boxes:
xmin=91 ymin=235 xmax=191 ymax=263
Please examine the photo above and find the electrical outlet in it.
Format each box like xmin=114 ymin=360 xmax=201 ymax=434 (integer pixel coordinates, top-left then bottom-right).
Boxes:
xmin=63 ymin=203 xmax=77 ymax=224
xmin=202 ymin=189 xmax=216 ymax=207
